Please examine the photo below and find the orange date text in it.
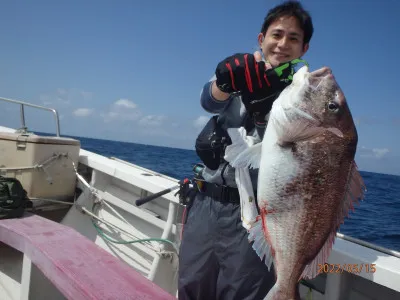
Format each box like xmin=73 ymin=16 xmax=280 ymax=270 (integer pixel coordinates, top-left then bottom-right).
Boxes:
xmin=317 ymin=263 xmax=376 ymax=274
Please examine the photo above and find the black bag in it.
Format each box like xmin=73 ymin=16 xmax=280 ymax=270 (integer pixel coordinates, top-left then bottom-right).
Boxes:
xmin=195 ymin=115 xmax=232 ymax=170
xmin=0 ymin=176 xmax=30 ymax=219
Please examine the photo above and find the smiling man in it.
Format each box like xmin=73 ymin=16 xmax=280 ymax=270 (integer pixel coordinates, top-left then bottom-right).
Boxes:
xmin=178 ymin=1 xmax=314 ymax=299
xmin=260 ymin=9 xmax=309 ymax=67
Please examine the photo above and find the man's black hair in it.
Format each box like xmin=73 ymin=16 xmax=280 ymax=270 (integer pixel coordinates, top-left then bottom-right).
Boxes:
xmin=261 ymin=1 xmax=314 ymax=45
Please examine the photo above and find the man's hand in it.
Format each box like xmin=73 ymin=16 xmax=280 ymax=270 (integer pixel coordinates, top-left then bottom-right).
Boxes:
xmin=215 ymin=52 xmax=294 ymax=119
xmin=215 ymin=52 xmax=270 ymax=94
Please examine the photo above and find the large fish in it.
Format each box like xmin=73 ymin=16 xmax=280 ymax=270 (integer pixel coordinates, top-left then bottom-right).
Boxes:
xmin=225 ymin=65 xmax=366 ymax=299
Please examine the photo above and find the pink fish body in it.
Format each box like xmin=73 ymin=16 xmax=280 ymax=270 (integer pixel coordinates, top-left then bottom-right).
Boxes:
xmin=226 ymin=65 xmax=366 ymax=300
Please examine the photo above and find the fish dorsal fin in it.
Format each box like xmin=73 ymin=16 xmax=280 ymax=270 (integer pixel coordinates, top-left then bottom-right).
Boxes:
xmin=225 ymin=128 xmax=262 ymax=169
xmin=299 ymin=160 xmax=367 ymax=280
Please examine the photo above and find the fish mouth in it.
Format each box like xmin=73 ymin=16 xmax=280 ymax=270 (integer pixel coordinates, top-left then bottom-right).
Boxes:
xmin=306 ymin=67 xmax=345 ymax=138
xmin=308 ymin=67 xmax=334 ymax=90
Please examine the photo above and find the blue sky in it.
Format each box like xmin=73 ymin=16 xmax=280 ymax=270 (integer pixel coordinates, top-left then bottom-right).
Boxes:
xmin=0 ymin=0 xmax=399 ymax=176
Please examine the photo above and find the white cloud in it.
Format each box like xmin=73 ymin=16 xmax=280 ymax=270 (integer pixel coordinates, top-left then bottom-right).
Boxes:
xmin=139 ymin=115 xmax=167 ymax=127
xmin=101 ymin=111 xmax=118 ymax=120
xmin=359 ymin=146 xmax=390 ymax=159
xmin=114 ymin=99 xmax=137 ymax=109
xmin=100 ymin=110 xmax=141 ymax=123
xmin=40 ymin=88 xmax=93 ymax=107
xmin=73 ymin=108 xmax=93 ymax=117
xmin=100 ymin=98 xmax=141 ymax=123
xmin=193 ymin=116 xmax=209 ymax=130
xmin=372 ymin=148 xmax=389 ymax=158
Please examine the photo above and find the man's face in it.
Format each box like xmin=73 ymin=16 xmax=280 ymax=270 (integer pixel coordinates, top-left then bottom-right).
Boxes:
xmin=258 ymin=15 xmax=309 ymax=67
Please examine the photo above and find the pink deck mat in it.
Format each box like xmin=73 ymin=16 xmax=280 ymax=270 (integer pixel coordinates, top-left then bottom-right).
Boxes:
xmin=0 ymin=213 xmax=176 ymax=300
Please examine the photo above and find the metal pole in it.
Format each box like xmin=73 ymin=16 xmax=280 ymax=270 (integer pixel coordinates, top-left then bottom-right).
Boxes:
xmin=336 ymin=232 xmax=400 ymax=258
xmin=20 ymin=104 xmax=26 ymax=129
xmin=52 ymin=109 xmax=61 ymax=137
xmin=0 ymin=97 xmax=61 ymax=137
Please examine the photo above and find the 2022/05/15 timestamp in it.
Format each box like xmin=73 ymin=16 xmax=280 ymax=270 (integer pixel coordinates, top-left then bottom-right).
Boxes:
xmin=317 ymin=263 xmax=376 ymax=274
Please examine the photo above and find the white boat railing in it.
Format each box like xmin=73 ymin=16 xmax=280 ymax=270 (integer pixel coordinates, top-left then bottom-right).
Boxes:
xmin=336 ymin=232 xmax=400 ymax=258
xmin=0 ymin=96 xmax=61 ymax=136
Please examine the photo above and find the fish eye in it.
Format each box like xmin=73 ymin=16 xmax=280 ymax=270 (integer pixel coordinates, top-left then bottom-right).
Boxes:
xmin=327 ymin=102 xmax=339 ymax=112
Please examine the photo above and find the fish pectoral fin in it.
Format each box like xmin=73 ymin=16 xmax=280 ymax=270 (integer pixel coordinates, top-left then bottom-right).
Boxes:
xmin=276 ymin=125 xmax=325 ymax=146
xmin=248 ymin=218 xmax=274 ymax=270
xmin=271 ymin=103 xmax=320 ymax=144
xmin=300 ymin=230 xmax=336 ymax=280
xmin=326 ymin=127 xmax=343 ymax=138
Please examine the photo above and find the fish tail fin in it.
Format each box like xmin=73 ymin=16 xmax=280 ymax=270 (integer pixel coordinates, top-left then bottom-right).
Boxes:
xmin=248 ymin=218 xmax=274 ymax=271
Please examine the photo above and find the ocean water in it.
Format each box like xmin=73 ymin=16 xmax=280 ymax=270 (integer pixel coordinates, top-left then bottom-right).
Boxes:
xmin=74 ymin=134 xmax=400 ymax=252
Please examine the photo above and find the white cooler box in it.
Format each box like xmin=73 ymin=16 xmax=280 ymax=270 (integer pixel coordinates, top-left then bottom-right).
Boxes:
xmin=0 ymin=132 xmax=81 ymax=201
